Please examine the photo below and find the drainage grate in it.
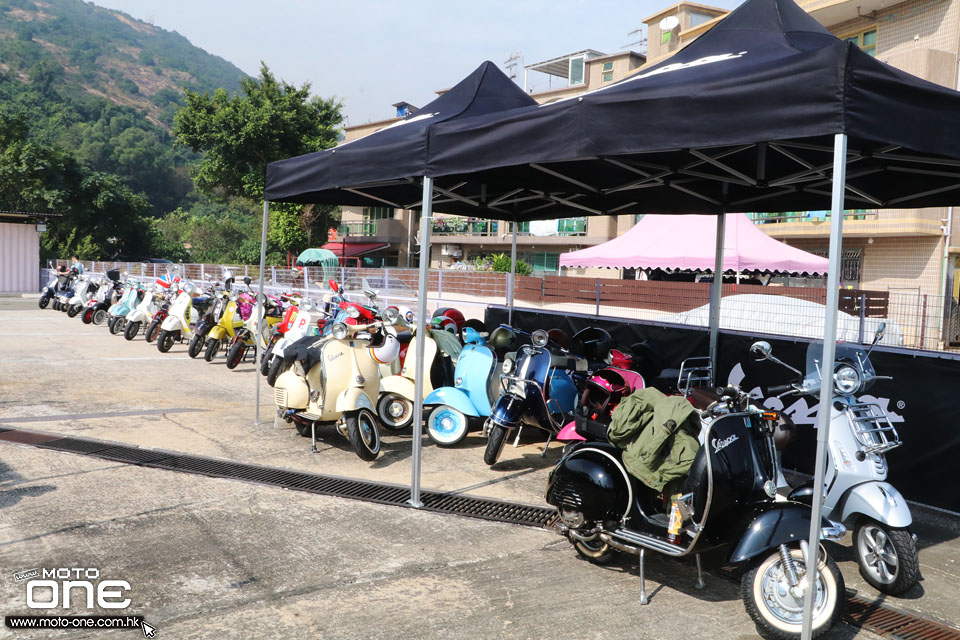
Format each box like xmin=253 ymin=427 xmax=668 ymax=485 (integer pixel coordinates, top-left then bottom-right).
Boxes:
xmin=0 ymin=429 xmax=556 ymax=529
xmin=3 ymin=428 xmax=957 ymax=639
xmin=846 ymin=594 xmax=960 ymax=640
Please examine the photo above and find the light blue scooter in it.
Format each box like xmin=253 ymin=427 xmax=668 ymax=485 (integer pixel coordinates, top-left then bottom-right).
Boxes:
xmin=423 ymin=323 xmax=515 ymax=447
xmin=106 ymin=278 xmax=143 ymax=336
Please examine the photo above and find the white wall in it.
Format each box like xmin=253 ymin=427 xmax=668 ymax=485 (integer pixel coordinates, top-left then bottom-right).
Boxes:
xmin=0 ymin=222 xmax=41 ymax=293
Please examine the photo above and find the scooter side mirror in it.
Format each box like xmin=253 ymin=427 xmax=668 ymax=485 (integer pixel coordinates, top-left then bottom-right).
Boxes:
xmin=329 ymin=279 xmax=339 ymax=293
xmin=750 ymin=341 xmax=773 ymax=361
xmin=874 ymin=322 xmax=886 ymax=344
xmin=243 ymin=276 xmax=252 ymax=286
xmin=364 ymin=289 xmax=377 ymax=301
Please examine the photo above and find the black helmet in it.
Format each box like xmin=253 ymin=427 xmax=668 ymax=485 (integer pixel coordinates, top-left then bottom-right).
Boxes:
xmin=488 ymin=327 xmax=516 ymax=351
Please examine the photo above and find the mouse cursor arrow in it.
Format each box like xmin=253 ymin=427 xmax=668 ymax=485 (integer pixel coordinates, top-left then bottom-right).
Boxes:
xmin=141 ymin=620 xmax=157 ymax=638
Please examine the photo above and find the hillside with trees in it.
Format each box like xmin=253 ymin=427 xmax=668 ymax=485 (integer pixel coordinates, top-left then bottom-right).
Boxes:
xmin=0 ymin=0 xmax=342 ymax=264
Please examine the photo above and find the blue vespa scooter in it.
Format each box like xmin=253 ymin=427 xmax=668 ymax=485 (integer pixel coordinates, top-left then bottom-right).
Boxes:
xmin=106 ymin=277 xmax=144 ymax=336
xmin=482 ymin=326 xmax=589 ymax=465
xmin=423 ymin=323 xmax=516 ymax=447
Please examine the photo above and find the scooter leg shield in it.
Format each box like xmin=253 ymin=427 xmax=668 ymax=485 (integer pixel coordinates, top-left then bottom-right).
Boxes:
xmin=336 ymin=388 xmax=374 ymax=413
xmin=274 ymin=370 xmax=309 ymax=410
xmin=836 ymin=482 xmax=912 ymax=529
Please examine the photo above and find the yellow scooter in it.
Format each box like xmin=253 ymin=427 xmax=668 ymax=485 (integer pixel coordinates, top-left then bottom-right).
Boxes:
xmin=204 ymin=277 xmax=256 ymax=362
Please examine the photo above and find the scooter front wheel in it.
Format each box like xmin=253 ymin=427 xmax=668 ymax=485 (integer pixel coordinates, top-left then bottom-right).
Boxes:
xmin=109 ymin=317 xmax=125 ymax=335
xmin=483 ymin=422 xmax=511 ymax=466
xmin=204 ymin=338 xmax=222 ymax=362
xmin=266 ymin=357 xmax=287 ymax=387
xmin=742 ymin=546 xmax=844 ymax=640
xmin=854 ymin=519 xmax=919 ymax=596
xmin=377 ymin=393 xmax=414 ymax=431
xmin=187 ymin=332 xmax=205 ymax=358
xmin=67 ymin=304 xmax=81 ymax=318
xmin=260 ymin=341 xmax=275 ymax=375
xmin=157 ymin=329 xmax=177 ymax=353
xmin=38 ymin=295 xmax=50 ymax=310
xmin=124 ymin=321 xmax=141 ymax=341
xmin=345 ymin=409 xmax=381 ymax=461
xmin=92 ymin=309 xmax=107 ymax=325
xmin=225 ymin=340 xmax=246 ymax=369
xmin=426 ymin=405 xmax=469 ymax=446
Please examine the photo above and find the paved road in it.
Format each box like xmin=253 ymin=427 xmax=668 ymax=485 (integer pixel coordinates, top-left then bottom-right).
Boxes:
xmin=0 ymin=300 xmax=955 ymax=638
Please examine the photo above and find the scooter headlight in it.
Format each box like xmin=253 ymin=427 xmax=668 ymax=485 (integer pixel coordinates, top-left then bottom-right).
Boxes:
xmin=332 ymin=323 xmax=349 ymax=340
xmin=346 ymin=306 xmax=361 ymax=319
xmin=531 ymin=329 xmax=549 ymax=347
xmin=833 ymin=364 xmax=861 ymax=395
xmin=502 ymin=359 xmax=514 ymax=374
xmin=301 ymin=299 xmax=313 ymax=312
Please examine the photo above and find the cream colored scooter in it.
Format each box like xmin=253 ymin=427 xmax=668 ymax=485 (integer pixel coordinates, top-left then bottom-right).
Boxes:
xmin=274 ymin=306 xmax=400 ymax=460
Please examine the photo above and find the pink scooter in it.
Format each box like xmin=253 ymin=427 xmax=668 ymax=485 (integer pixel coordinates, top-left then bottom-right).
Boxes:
xmin=557 ymin=349 xmax=646 ymax=443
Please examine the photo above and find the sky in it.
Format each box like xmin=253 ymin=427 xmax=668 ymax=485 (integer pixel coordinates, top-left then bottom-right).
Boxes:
xmin=88 ymin=0 xmax=742 ymax=127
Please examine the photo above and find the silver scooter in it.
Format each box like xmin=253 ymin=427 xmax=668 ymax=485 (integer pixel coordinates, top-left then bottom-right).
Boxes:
xmin=751 ymin=324 xmax=919 ymax=596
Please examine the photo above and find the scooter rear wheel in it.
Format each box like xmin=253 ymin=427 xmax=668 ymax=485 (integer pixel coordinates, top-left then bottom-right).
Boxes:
xmin=377 ymin=393 xmax=414 ymax=431
xmin=854 ymin=519 xmax=920 ymax=596
xmin=124 ymin=321 xmax=141 ymax=341
xmin=426 ymin=405 xmax=468 ymax=446
xmin=345 ymin=409 xmax=381 ymax=461
xmin=573 ymin=536 xmax=617 ymax=565
xmin=82 ymin=307 xmax=94 ymax=324
xmin=483 ymin=422 xmax=511 ymax=466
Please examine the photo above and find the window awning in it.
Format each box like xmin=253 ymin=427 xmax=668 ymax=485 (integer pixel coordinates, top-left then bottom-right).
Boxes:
xmin=320 ymin=242 xmax=389 ymax=257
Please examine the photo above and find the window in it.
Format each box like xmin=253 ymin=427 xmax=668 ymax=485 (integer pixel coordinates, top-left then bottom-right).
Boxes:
xmin=520 ymin=251 xmax=560 ymax=273
xmin=517 ymin=221 xmax=530 ymax=233
xmin=360 ymin=206 xmax=393 ymax=235
xmin=601 ymin=61 xmax=613 ymax=83
xmin=689 ymin=11 xmax=715 ymax=27
xmin=812 ymin=248 xmax=862 ymax=283
xmin=569 ymin=56 xmax=585 ymax=85
xmin=558 ymin=217 xmax=587 ymax=235
xmin=844 ymin=27 xmax=877 ymax=56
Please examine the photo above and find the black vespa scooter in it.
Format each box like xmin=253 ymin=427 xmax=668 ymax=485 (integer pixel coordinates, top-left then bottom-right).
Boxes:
xmin=545 ymin=384 xmax=846 ymax=639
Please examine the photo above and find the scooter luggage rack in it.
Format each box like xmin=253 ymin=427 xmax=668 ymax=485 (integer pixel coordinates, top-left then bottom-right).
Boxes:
xmin=845 ymin=402 xmax=901 ymax=455
xmin=677 ymin=357 xmax=713 ymax=395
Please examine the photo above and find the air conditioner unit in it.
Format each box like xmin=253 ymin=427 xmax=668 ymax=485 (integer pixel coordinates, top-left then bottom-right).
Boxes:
xmin=441 ymin=244 xmax=462 ymax=257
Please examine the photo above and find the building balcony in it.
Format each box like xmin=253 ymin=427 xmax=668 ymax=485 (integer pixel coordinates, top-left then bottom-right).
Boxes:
xmin=337 ymin=219 xmax=407 ymax=243
xmin=749 ymin=210 xmax=945 ymax=238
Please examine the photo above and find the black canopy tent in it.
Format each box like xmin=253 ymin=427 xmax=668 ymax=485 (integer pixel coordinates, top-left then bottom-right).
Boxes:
xmin=265 ymin=0 xmax=960 ymax=632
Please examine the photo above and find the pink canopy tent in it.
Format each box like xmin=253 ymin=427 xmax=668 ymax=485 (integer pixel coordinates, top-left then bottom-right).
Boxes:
xmin=559 ymin=213 xmax=828 ymax=274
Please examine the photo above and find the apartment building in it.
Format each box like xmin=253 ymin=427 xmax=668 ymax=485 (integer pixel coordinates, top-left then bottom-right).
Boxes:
xmin=329 ymin=0 xmax=960 ymax=328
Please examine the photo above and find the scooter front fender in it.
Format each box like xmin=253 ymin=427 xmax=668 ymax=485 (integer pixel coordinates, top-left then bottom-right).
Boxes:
xmin=160 ymin=316 xmax=183 ymax=332
xmin=490 ymin=393 xmax=524 ymax=430
xmin=836 ymin=482 xmax=912 ymax=529
xmin=380 ymin=375 xmax=416 ymax=402
xmin=424 ymin=387 xmax=481 ymax=417
xmin=728 ymin=503 xmax=834 ymax=565
xmin=336 ymin=388 xmax=373 ymax=413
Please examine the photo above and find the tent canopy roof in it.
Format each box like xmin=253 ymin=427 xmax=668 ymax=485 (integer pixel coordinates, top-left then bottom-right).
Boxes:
xmin=559 ymin=213 xmax=829 ymax=274
xmin=265 ymin=0 xmax=960 ymax=222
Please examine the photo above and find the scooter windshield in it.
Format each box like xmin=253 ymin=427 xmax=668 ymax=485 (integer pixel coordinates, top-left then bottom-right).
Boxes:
xmin=802 ymin=342 xmax=876 ymax=394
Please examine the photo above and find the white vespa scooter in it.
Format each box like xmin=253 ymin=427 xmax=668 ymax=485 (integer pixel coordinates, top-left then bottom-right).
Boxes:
xmin=156 ymin=280 xmax=198 ymax=353
xmin=123 ymin=284 xmax=163 ymax=341
xmin=752 ymin=324 xmax=920 ymax=596
xmin=66 ymin=275 xmax=99 ymax=318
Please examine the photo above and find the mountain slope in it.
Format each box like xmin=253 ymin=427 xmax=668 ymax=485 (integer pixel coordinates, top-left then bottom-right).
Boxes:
xmin=0 ymin=0 xmax=247 ymax=127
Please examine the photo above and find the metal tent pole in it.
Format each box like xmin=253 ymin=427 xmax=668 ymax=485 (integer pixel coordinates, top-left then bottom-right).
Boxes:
xmin=801 ymin=133 xmax=847 ymax=640
xmin=708 ymin=213 xmax=726 ymax=385
xmin=508 ymin=221 xmax=518 ymax=325
xmin=410 ymin=177 xmax=433 ymax=508
xmin=254 ymin=201 xmax=269 ymax=425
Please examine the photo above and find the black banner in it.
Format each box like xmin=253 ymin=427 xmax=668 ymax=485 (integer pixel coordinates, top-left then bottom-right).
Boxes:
xmin=486 ymin=305 xmax=960 ymax=514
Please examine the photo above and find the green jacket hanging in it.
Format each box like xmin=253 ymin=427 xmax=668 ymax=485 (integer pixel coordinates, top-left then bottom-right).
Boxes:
xmin=607 ymin=387 xmax=701 ymax=492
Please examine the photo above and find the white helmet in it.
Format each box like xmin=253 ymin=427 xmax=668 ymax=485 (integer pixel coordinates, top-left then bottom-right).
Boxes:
xmin=369 ymin=332 xmax=400 ymax=365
